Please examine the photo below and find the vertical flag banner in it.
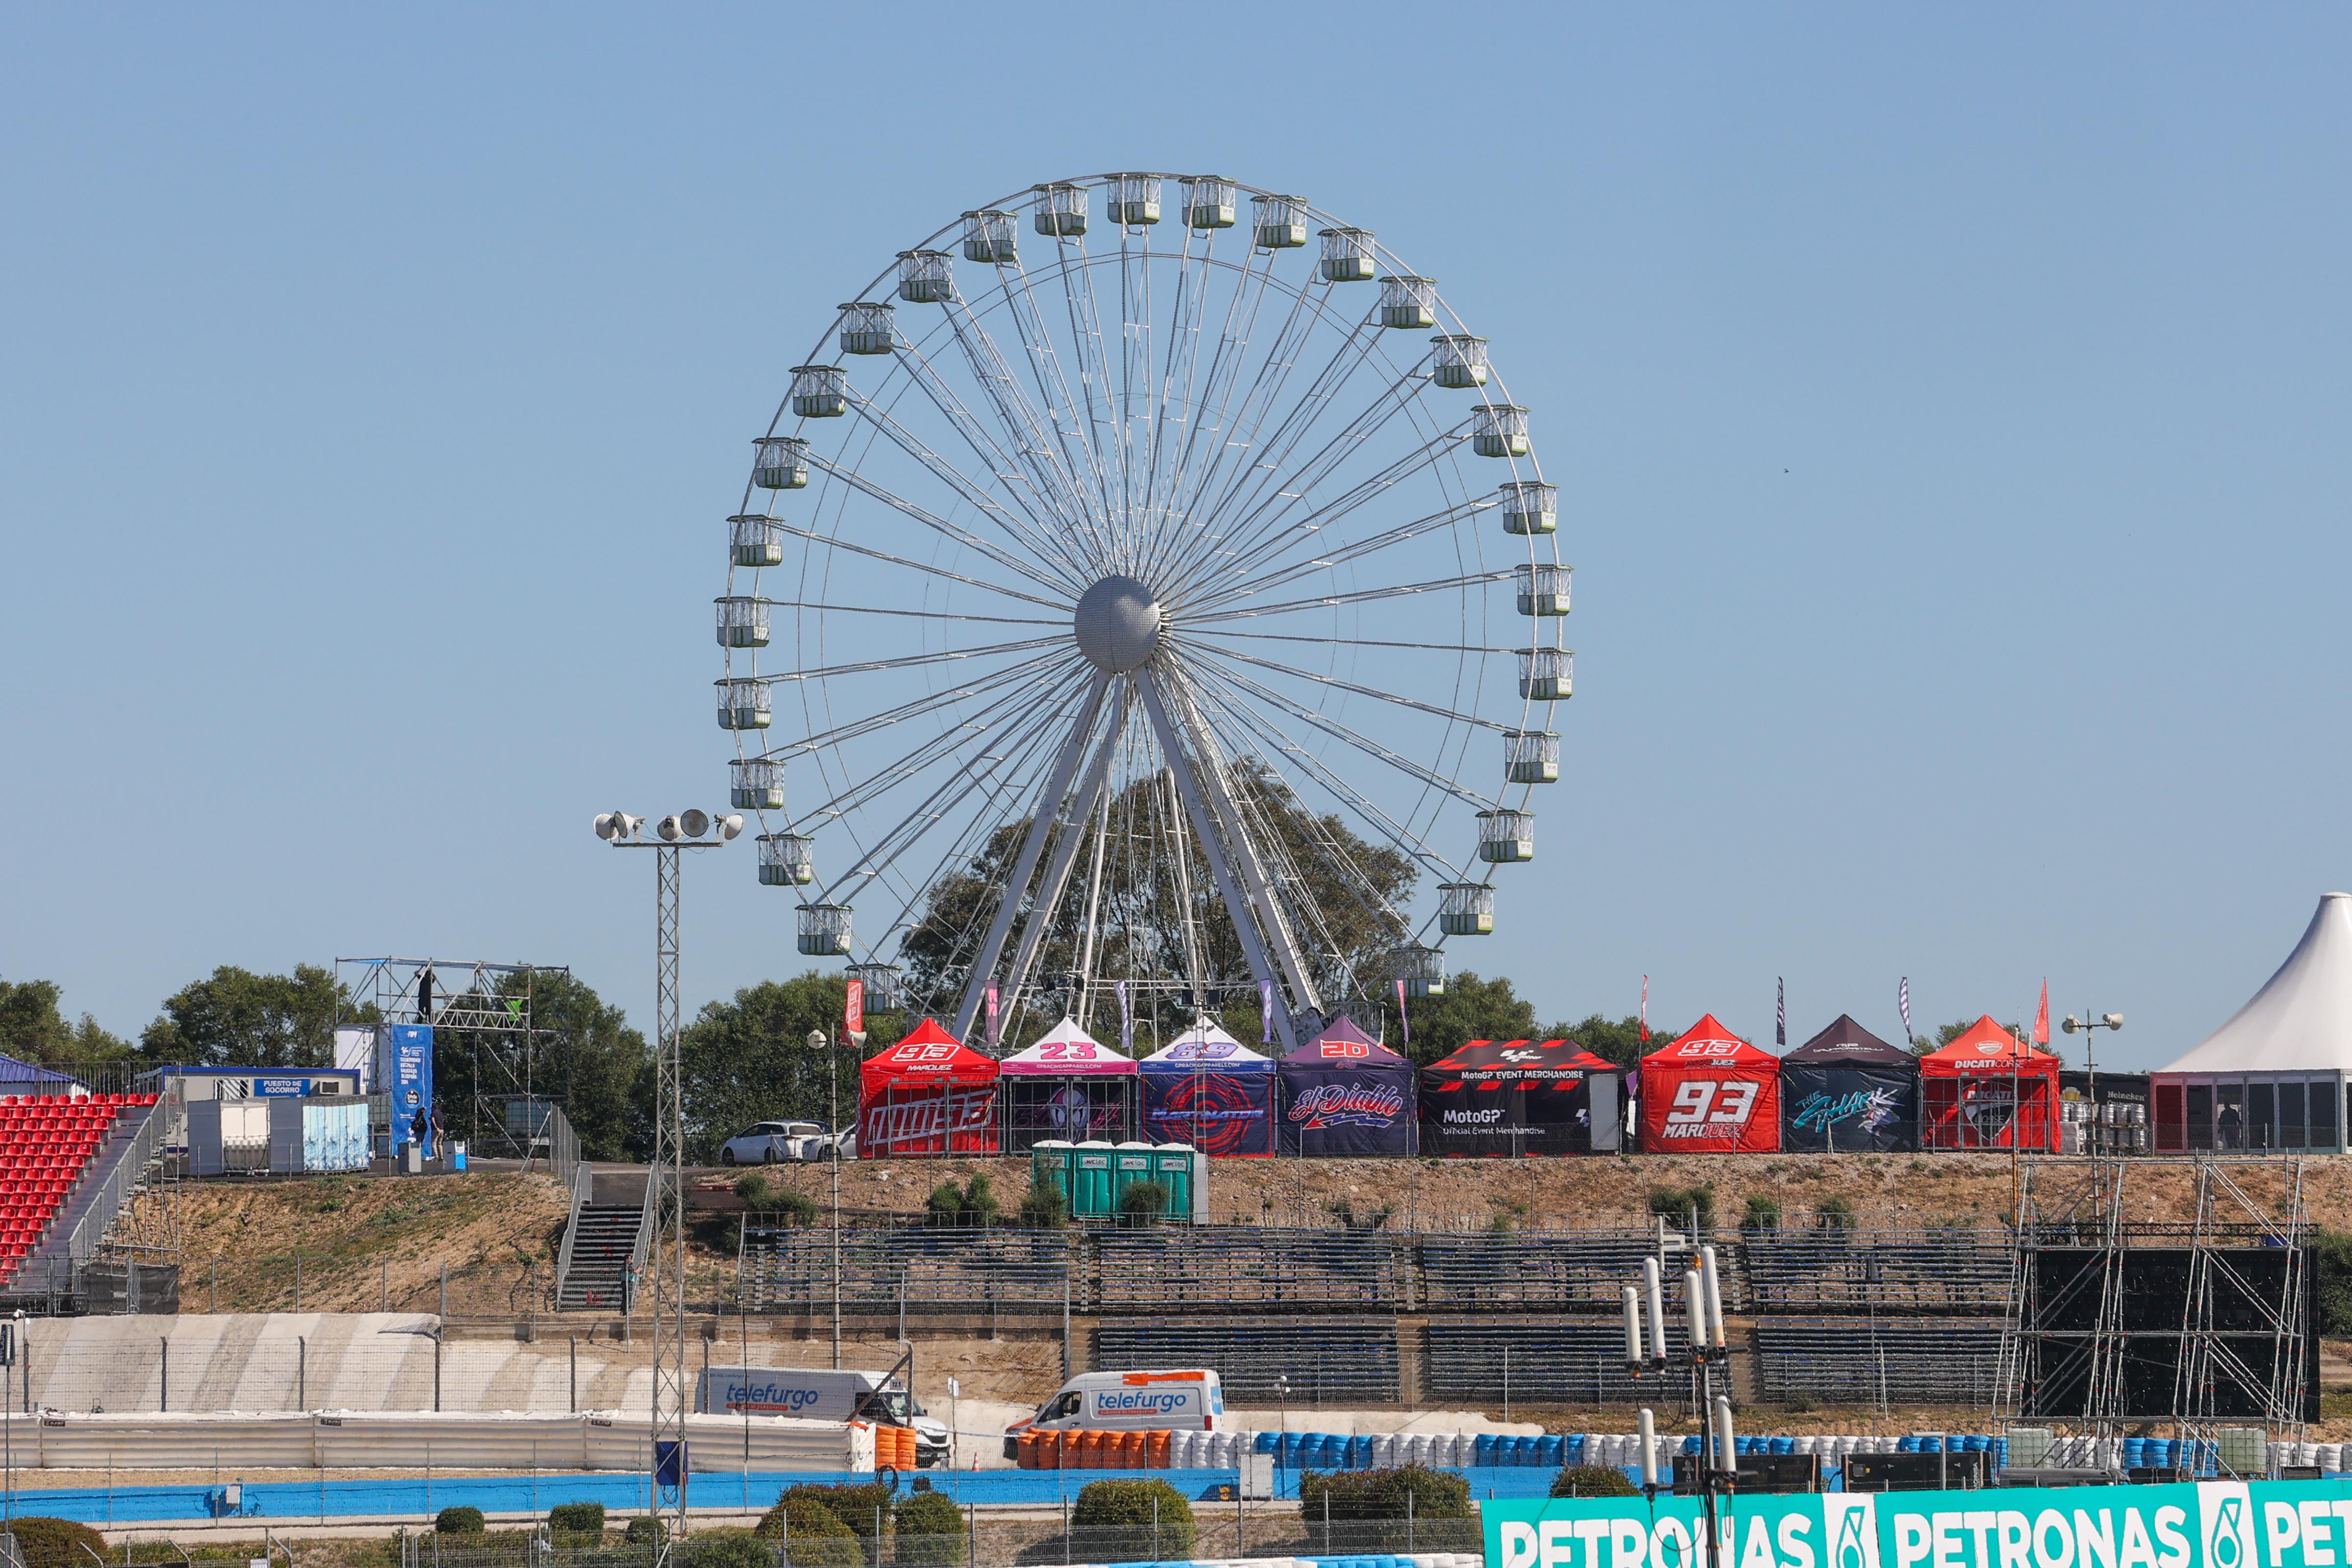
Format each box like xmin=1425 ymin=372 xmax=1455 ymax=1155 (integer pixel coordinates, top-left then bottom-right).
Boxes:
xmin=1899 ymin=977 xmax=1912 ymax=1043
xmin=1117 ymin=980 xmax=1133 ymax=1055
xmin=1395 ymin=979 xmax=1409 ymax=1047
xmin=845 ymin=977 xmax=865 ymax=1039
xmin=1639 ymin=975 xmax=1649 ymax=1042
xmin=1259 ymin=979 xmax=1274 ymax=1043
xmin=984 ymin=985 xmax=1000 ymax=1047
xmin=1776 ymin=977 xmax=1787 ymax=1047
xmin=2034 ymin=979 xmax=2051 ymax=1045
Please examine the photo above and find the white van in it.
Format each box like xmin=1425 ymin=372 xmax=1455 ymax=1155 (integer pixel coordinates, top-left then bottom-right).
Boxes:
xmin=1004 ymin=1370 xmax=1225 ymax=1456
xmin=702 ymin=1365 xmax=949 ymax=1467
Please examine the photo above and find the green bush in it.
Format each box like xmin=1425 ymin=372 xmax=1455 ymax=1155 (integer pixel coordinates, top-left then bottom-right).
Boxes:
xmin=1815 ymin=1194 xmax=1855 ymax=1231
xmin=548 ymin=1501 xmax=606 ymax=1539
xmin=1740 ymin=1194 xmax=1781 ymax=1232
xmin=784 ymin=1483 xmax=895 ymax=1544
xmin=1550 ymin=1464 xmax=1640 ymax=1498
xmin=2316 ymin=1230 xmax=2352 ymax=1334
xmin=924 ymin=1175 xmax=999 ymax=1227
xmin=625 ymin=1518 xmax=668 ymax=1546
xmin=892 ymin=1491 xmax=967 ymax=1568
xmin=1297 ymin=1465 xmax=1472 ymax=1553
xmin=1118 ymin=1179 xmax=1170 ymax=1225
xmin=1646 ymin=1185 xmax=1715 ymax=1229
xmin=754 ymin=1494 xmax=858 ymax=1568
xmin=1071 ymin=1478 xmax=1195 ymax=1563
xmin=1018 ymin=1180 xmax=1069 ymax=1228
xmin=436 ymin=1507 xmax=487 ymax=1535
xmin=6 ymin=1518 xmax=110 ymax=1568
xmin=686 ymin=1528 xmax=777 ymax=1568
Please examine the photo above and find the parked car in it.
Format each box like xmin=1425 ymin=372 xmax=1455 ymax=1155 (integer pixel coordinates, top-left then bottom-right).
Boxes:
xmin=717 ymin=1120 xmax=828 ymax=1165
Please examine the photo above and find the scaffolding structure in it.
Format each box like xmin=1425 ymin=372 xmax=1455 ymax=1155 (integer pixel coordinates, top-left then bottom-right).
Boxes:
xmin=335 ymin=956 xmax=572 ymax=1160
xmin=1997 ymin=1156 xmax=2313 ymax=1463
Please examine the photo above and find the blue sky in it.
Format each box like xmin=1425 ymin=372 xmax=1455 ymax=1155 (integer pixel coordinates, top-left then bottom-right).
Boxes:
xmin=4 ymin=4 xmax=2347 ymax=1069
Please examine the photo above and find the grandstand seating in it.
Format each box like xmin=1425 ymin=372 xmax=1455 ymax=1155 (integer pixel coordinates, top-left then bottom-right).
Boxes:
xmin=1752 ymin=1316 xmax=2007 ymax=1405
xmin=1423 ymin=1318 xmax=1695 ymax=1406
xmin=1741 ymin=1231 xmax=2011 ymax=1313
xmin=1093 ymin=1317 xmax=1402 ymax=1403
xmin=0 ymin=1093 xmax=157 ymax=1288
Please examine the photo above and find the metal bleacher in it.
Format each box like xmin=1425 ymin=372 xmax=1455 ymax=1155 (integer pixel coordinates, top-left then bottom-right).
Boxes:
xmin=739 ymin=1224 xmax=1078 ymax=1313
xmin=1752 ymin=1317 xmax=2007 ymax=1406
xmin=1424 ymin=1317 xmax=1696 ymax=1406
xmin=1092 ymin=1226 xmax=1399 ymax=1311
xmin=1741 ymin=1230 xmax=2011 ymax=1314
xmin=1092 ymin=1317 xmax=1401 ymax=1404
xmin=1418 ymin=1229 xmax=1727 ymax=1310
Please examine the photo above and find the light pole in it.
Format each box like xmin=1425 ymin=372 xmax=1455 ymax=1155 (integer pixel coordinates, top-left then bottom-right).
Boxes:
xmin=815 ymin=1028 xmax=842 ymax=1370
xmin=591 ymin=808 xmax=739 ymax=1559
xmin=2061 ymin=1012 xmax=2125 ymax=1149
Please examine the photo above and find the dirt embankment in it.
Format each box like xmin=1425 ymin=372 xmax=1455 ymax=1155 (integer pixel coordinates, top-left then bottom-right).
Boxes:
xmin=737 ymin=1150 xmax=2336 ymax=1231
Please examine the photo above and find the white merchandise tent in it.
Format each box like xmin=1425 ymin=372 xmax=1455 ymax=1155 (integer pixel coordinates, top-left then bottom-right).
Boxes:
xmin=2152 ymin=892 xmax=2352 ymax=1152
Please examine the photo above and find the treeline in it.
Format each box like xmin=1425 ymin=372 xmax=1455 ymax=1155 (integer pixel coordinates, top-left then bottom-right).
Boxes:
xmin=0 ymin=965 xmax=1664 ymax=1167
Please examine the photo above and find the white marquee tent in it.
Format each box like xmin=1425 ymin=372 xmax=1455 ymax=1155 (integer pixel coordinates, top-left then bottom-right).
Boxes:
xmin=2152 ymin=892 xmax=2352 ymax=1153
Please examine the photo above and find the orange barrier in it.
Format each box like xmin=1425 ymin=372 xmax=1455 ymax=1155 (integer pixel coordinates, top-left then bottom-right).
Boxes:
xmin=1015 ymin=1427 xmax=1192 ymax=1470
xmin=1145 ymin=1430 xmax=1171 ymax=1468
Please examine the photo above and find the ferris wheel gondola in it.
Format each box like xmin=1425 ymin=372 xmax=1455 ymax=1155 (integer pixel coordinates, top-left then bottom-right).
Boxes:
xmin=714 ymin=172 xmax=1574 ymax=1053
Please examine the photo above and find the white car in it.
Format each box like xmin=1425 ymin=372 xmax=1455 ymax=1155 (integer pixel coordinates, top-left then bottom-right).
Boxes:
xmin=718 ymin=1120 xmax=828 ymax=1165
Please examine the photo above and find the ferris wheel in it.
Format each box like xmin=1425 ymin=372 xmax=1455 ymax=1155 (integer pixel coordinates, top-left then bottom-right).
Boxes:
xmin=715 ymin=172 xmax=1570 ymax=1053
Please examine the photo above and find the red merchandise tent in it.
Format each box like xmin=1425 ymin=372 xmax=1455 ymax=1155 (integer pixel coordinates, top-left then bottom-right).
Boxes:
xmin=857 ymin=1018 xmax=1002 ymax=1157
xmin=1637 ymin=1014 xmax=1781 ymax=1152
xmin=1919 ymin=1016 xmax=2060 ymax=1151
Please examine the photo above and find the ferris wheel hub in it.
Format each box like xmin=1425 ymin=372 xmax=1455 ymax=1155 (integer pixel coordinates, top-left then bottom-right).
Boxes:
xmin=1073 ymin=574 xmax=1164 ymax=673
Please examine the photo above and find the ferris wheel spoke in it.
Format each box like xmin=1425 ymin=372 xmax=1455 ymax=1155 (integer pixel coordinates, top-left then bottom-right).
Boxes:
xmin=766 ymin=519 xmax=1068 ymax=611
xmin=807 ymin=446 xmax=1084 ymax=600
xmin=1188 ymin=653 xmax=1496 ymax=812
xmin=997 ymin=254 xmax=1117 ymax=533
xmin=1176 ymin=417 xmax=1473 ymax=606
xmin=1052 ymin=238 xmax=1130 ymax=556
xmin=761 ymin=602 xmax=1062 ymax=629
xmin=1179 ymin=639 xmax=1511 ymax=733
xmin=849 ymin=359 xmax=1103 ymax=583
xmin=815 ymin=664 xmax=1095 ymax=898
xmin=1159 ymin=247 xmax=1286 ymax=552
xmin=790 ymin=661 xmax=1086 ymax=823
xmin=1187 ymin=670 xmax=1467 ymax=890
xmin=758 ymin=652 xmax=1069 ymax=760
xmin=1187 ymin=568 xmax=1518 ymax=623
xmin=758 ymin=636 xmax=1069 ymax=686
xmin=937 ymin=294 xmax=1114 ymax=565
xmin=1200 ymin=494 xmax=1500 ymax=602
xmin=1140 ymin=225 xmax=1213 ymax=551
xmin=1193 ymin=627 xmax=1520 ymax=654
xmin=1166 ymin=360 xmax=1432 ymax=591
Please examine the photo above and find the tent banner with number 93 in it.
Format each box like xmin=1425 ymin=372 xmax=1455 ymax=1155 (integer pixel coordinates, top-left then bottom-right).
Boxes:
xmin=1638 ymin=1012 xmax=1783 ymax=1152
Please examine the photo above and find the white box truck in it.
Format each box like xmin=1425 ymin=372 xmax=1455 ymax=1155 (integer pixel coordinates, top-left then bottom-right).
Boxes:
xmin=701 ymin=1365 xmax=949 ymax=1468
xmin=1002 ymin=1369 xmax=1226 ymax=1459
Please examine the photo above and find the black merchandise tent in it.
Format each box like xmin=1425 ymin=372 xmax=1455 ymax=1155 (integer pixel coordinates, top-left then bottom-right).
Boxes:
xmin=1778 ymin=1014 xmax=1919 ymax=1152
xmin=1418 ymin=1039 xmax=1622 ymax=1156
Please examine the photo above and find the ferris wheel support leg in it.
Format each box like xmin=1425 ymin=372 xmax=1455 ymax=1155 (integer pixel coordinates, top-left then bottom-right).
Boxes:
xmin=999 ymin=684 xmax=1131 ymax=1025
xmin=1136 ymin=668 xmax=1323 ymax=1049
xmin=951 ymin=673 xmax=1111 ymax=1042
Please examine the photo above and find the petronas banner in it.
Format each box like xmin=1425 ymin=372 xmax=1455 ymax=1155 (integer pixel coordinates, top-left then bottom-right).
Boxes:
xmin=1486 ymin=1481 xmax=2346 ymax=1568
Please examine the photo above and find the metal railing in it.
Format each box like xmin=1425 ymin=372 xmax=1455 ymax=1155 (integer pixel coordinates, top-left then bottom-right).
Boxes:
xmin=554 ymin=1153 xmax=594 ymax=1296
xmin=1092 ymin=1317 xmax=1403 ymax=1404
xmin=1741 ymin=1229 xmax=2011 ymax=1313
xmin=1753 ymin=1317 xmax=2008 ymax=1407
xmin=62 ymin=1094 xmax=169 ymax=1274
xmin=1424 ymin=1318 xmax=1697 ymax=1409
xmin=739 ymin=1226 xmax=1076 ymax=1313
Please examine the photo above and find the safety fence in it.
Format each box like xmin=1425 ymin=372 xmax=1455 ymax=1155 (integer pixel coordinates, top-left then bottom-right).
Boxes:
xmin=1750 ymin=1317 xmax=2008 ymax=1407
xmin=744 ymin=1225 xmax=2035 ymax=1315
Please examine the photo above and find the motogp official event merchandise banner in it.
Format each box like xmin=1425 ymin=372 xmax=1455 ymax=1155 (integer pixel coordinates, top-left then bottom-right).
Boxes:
xmin=1485 ymin=1481 xmax=2352 ymax=1568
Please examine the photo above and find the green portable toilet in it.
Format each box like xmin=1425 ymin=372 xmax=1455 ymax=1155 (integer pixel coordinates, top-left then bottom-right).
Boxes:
xmin=1030 ymin=1140 xmax=1075 ymax=1209
xmin=1150 ymin=1144 xmax=1195 ymax=1219
xmin=1074 ymin=1140 xmax=1114 ymax=1216
xmin=1113 ymin=1142 xmax=1154 ymax=1210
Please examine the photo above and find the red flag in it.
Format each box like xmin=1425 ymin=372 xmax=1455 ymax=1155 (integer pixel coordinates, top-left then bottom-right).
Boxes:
xmin=2033 ymin=980 xmax=2049 ymax=1045
xmin=1395 ymin=978 xmax=1409 ymax=1047
xmin=845 ymin=976 xmax=865 ymax=1039
xmin=1639 ymin=975 xmax=1650 ymax=1042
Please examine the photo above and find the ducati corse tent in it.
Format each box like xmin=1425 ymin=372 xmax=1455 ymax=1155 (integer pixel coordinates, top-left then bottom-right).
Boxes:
xmin=1779 ymin=1015 xmax=1918 ymax=1152
xmin=1419 ymin=1038 xmax=1621 ymax=1156
xmin=1637 ymin=1014 xmax=1780 ymax=1152
xmin=857 ymin=1019 xmax=1001 ymax=1157
xmin=1140 ymin=1022 xmax=1277 ymax=1156
xmin=1278 ymin=1017 xmax=1418 ymax=1156
xmin=997 ymin=1017 xmax=1138 ymax=1151
xmin=1918 ymin=1017 xmax=2059 ymax=1151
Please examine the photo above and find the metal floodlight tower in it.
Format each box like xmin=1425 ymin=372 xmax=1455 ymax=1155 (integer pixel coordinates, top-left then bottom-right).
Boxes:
xmin=591 ymin=808 xmax=740 ymax=1557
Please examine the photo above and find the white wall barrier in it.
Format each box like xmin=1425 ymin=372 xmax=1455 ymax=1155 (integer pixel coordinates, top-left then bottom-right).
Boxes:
xmin=13 ymin=1410 xmax=871 ymax=1473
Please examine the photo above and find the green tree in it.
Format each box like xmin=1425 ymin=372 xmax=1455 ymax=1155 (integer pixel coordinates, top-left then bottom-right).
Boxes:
xmin=426 ymin=969 xmax=648 ymax=1161
xmin=676 ymin=973 xmax=906 ymax=1162
xmin=1373 ymin=971 xmax=1540 ymax=1067
xmin=1551 ymin=1013 xmax=1675 ymax=1069
xmin=893 ymin=1490 xmax=967 ymax=1568
xmin=1071 ymin=1479 xmax=1195 ymax=1563
xmin=0 ymin=978 xmax=132 ymax=1067
xmin=902 ymin=769 xmax=1414 ymax=1042
xmin=141 ymin=964 xmax=343 ymax=1068
xmin=2314 ymin=1231 xmax=2352 ymax=1335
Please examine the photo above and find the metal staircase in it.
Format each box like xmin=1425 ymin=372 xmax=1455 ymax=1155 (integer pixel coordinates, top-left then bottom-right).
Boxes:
xmin=555 ymin=1165 xmax=651 ymax=1312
